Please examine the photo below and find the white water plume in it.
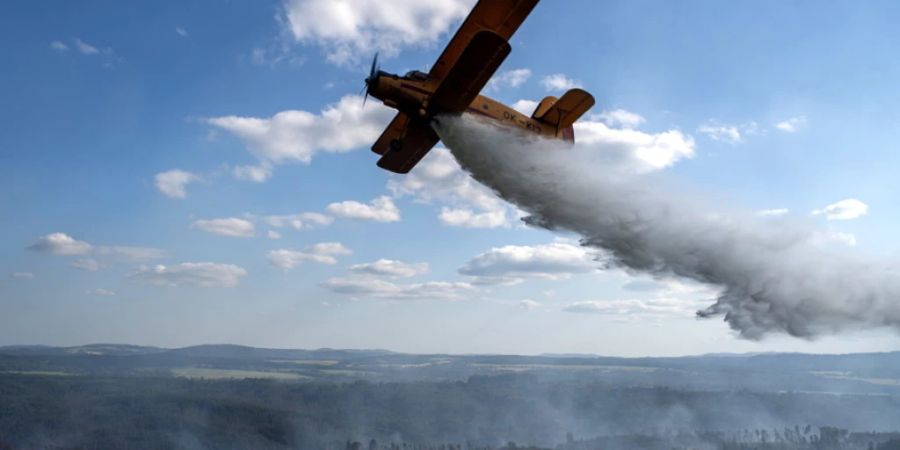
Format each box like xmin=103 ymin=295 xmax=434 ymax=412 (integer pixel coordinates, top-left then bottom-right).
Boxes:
xmin=433 ymin=114 xmax=900 ymax=339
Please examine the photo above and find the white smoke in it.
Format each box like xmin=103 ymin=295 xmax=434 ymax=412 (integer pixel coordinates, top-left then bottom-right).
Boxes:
xmin=433 ymin=114 xmax=900 ymax=339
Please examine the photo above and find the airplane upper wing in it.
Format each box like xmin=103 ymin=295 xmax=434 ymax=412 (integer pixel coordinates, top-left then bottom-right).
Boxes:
xmin=428 ymin=30 xmax=510 ymax=114
xmin=428 ymin=0 xmax=539 ymax=82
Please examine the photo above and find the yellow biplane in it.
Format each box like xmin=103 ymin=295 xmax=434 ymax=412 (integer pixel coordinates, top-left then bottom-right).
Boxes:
xmin=365 ymin=0 xmax=595 ymax=173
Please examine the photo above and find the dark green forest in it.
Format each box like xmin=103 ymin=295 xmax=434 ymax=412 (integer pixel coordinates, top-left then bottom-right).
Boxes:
xmin=2 ymin=345 xmax=900 ymax=449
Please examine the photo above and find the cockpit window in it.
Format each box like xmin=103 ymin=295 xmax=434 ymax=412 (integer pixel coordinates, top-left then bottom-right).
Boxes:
xmin=403 ymin=70 xmax=428 ymax=81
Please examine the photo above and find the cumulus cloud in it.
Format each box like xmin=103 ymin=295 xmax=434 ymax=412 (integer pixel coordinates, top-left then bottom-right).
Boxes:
xmin=487 ymin=68 xmax=531 ymax=91
xmin=11 ymin=272 xmax=35 ymax=279
xmin=191 ymin=218 xmax=256 ymax=238
xmin=776 ymin=116 xmax=807 ymax=133
xmin=697 ymin=120 xmax=759 ymax=145
xmin=29 ymin=233 xmax=164 ymax=266
xmin=130 ymin=263 xmax=247 ymax=288
xmin=207 ymin=95 xmax=392 ymax=173
xmin=757 ymin=208 xmax=790 ymax=217
xmin=541 ymin=73 xmax=582 ymax=91
xmin=326 ymin=196 xmax=400 ymax=222
xmin=438 ymin=207 xmax=507 ymax=228
xmin=564 ymin=298 xmax=697 ymax=317
xmin=232 ymin=163 xmax=273 ymax=183
xmin=85 ymin=288 xmax=115 ymax=297
xmin=595 ymin=109 xmax=646 ymax=129
xmin=573 ymin=119 xmax=695 ymax=173
xmin=388 ymin=148 xmax=514 ymax=228
xmin=155 ymin=169 xmax=199 ymax=199
xmin=267 ymin=242 xmax=352 ymax=269
xmin=281 ymin=0 xmax=473 ymax=65
xmin=813 ymin=198 xmax=868 ymax=221
xmin=350 ymin=259 xmax=428 ymax=278
xmin=321 ymin=276 xmax=473 ymax=300
xmin=519 ymin=299 xmax=541 ymax=310
xmin=511 ymin=99 xmax=539 ymax=116
xmin=459 ymin=241 xmax=598 ymax=285
xmin=95 ymin=246 xmax=165 ymax=262
xmin=74 ymin=38 xmax=100 ymax=55
xmin=29 ymin=233 xmax=93 ymax=255
xmin=71 ymin=258 xmax=101 ymax=272
xmin=265 ymin=212 xmax=333 ymax=230
xmin=267 ymin=230 xmax=282 ymax=240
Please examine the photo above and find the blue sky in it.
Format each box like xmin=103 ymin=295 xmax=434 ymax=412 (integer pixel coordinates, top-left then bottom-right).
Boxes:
xmin=3 ymin=0 xmax=900 ymax=356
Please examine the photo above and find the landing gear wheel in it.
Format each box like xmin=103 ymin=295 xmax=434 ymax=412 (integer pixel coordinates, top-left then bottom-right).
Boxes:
xmin=389 ymin=139 xmax=403 ymax=152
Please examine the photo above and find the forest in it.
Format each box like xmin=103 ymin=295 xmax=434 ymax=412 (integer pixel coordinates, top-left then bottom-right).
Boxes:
xmin=2 ymin=345 xmax=900 ymax=449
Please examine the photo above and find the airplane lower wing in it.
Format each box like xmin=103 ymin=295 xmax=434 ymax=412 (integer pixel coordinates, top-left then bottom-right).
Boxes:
xmin=429 ymin=30 xmax=511 ymax=114
xmin=372 ymin=112 xmax=410 ymax=155
xmin=375 ymin=121 xmax=440 ymax=174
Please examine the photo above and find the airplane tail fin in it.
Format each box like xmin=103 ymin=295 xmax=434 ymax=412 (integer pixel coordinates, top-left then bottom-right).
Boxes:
xmin=532 ymin=88 xmax=595 ymax=140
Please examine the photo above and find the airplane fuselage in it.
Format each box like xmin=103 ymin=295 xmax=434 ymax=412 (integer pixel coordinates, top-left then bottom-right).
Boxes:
xmin=368 ymin=71 xmax=574 ymax=142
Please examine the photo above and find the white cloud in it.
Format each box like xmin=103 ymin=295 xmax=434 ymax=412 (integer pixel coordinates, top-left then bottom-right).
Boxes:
xmin=757 ymin=208 xmax=789 ymax=217
xmin=265 ymin=212 xmax=333 ymax=230
xmin=267 ymin=242 xmax=352 ymax=269
xmin=326 ymin=196 xmax=400 ymax=222
xmin=95 ymin=246 xmax=165 ymax=262
xmin=232 ymin=163 xmax=273 ymax=183
xmin=350 ymin=259 xmax=428 ymax=278
xmin=11 ymin=272 xmax=35 ymax=279
xmin=487 ymin=68 xmax=531 ymax=91
xmin=130 ymin=263 xmax=247 ymax=288
xmin=267 ymin=230 xmax=282 ymax=240
xmin=50 ymin=41 xmax=68 ymax=51
xmin=775 ymin=116 xmax=807 ymax=133
xmin=541 ymin=73 xmax=582 ymax=91
xmin=459 ymin=241 xmax=598 ymax=285
xmin=519 ymin=299 xmax=541 ymax=310
xmin=511 ymin=99 xmax=538 ymax=116
xmin=438 ymin=207 xmax=507 ymax=228
xmin=281 ymin=0 xmax=473 ymax=65
xmin=85 ymin=288 xmax=115 ymax=297
xmin=696 ymin=120 xmax=759 ymax=145
xmin=73 ymin=38 xmax=100 ymax=55
xmin=28 ymin=233 xmax=93 ymax=255
xmin=564 ymin=298 xmax=695 ymax=317
xmin=813 ymin=198 xmax=868 ymax=221
xmin=191 ymin=218 xmax=256 ymax=238
xmin=595 ymin=109 xmax=646 ymax=129
xmin=388 ymin=148 xmax=514 ymax=228
xmin=175 ymin=27 xmax=188 ymax=37
xmin=207 ymin=95 xmax=392 ymax=171
xmin=155 ymin=169 xmax=199 ymax=199
xmin=573 ymin=119 xmax=695 ymax=172
xmin=321 ymin=276 xmax=473 ymax=301
xmin=28 ymin=233 xmax=163 ymax=264
xmin=812 ymin=231 xmax=858 ymax=247
xmin=71 ymin=258 xmax=101 ymax=272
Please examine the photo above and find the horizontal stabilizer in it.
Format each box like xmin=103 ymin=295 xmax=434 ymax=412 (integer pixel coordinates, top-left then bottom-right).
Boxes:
xmin=533 ymin=88 xmax=595 ymax=130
